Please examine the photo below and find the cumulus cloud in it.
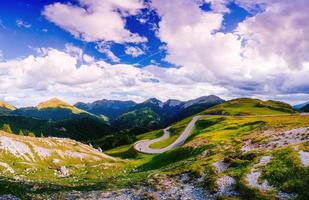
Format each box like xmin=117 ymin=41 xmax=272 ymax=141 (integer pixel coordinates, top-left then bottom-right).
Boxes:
xmin=96 ymin=42 xmax=120 ymax=63
xmin=236 ymin=0 xmax=309 ymax=69
xmin=125 ymin=46 xmax=145 ymax=57
xmin=150 ymin=0 xmax=309 ymax=102
xmin=0 ymin=47 xmax=228 ymax=106
xmin=43 ymin=0 xmax=147 ymax=44
xmin=16 ymin=19 xmax=31 ymax=28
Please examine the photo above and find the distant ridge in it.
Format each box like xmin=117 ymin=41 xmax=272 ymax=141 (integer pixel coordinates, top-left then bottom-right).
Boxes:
xmin=293 ymin=101 xmax=309 ymax=111
xmin=0 ymin=101 xmax=16 ymax=115
xmin=37 ymin=98 xmax=83 ymax=114
xmin=0 ymin=101 xmax=16 ymax=111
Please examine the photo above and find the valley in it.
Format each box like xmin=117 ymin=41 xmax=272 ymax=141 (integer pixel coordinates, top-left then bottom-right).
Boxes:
xmin=0 ymin=97 xmax=308 ymax=200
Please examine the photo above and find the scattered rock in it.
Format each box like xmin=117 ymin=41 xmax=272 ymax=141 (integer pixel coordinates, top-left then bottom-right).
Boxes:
xmin=0 ymin=195 xmax=20 ymax=200
xmin=278 ymin=191 xmax=297 ymax=200
xmin=299 ymin=150 xmax=309 ymax=167
xmin=246 ymin=156 xmax=273 ymax=191
xmin=40 ymin=174 xmax=215 ymax=200
xmin=57 ymin=166 xmax=70 ymax=178
xmin=216 ymin=175 xmax=237 ymax=196
xmin=0 ymin=161 xmax=15 ymax=174
xmin=213 ymin=160 xmax=229 ymax=173
xmin=0 ymin=135 xmax=34 ymax=161
xmin=242 ymin=127 xmax=309 ymax=152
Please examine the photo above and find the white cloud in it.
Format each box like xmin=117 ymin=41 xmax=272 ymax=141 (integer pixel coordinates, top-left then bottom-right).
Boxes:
xmin=236 ymin=0 xmax=309 ymax=69
xmin=43 ymin=0 xmax=147 ymax=44
xmin=65 ymin=43 xmax=83 ymax=61
xmin=16 ymin=19 xmax=31 ymax=28
xmin=0 ymin=47 xmax=228 ymax=106
xmin=150 ymin=0 xmax=309 ymax=102
xmin=125 ymin=46 xmax=145 ymax=57
xmin=96 ymin=42 xmax=120 ymax=63
xmin=83 ymin=54 xmax=94 ymax=63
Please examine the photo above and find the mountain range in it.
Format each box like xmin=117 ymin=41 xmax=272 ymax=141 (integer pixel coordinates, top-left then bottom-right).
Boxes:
xmin=293 ymin=101 xmax=309 ymax=112
xmin=0 ymin=95 xmax=225 ymax=149
xmin=76 ymin=95 xmax=225 ymax=135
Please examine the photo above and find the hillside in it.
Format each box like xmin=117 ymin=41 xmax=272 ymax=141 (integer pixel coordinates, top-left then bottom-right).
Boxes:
xmin=0 ymin=130 xmax=126 ymax=197
xmin=113 ymin=95 xmax=224 ymax=135
xmin=75 ymin=99 xmax=137 ymax=120
xmin=300 ymin=104 xmax=309 ymax=112
xmin=12 ymin=98 xmax=88 ymax=121
xmin=103 ymin=112 xmax=309 ymax=200
xmin=293 ymin=101 xmax=309 ymax=110
xmin=114 ymin=107 xmax=163 ymax=135
xmin=0 ymin=101 xmax=16 ymax=115
xmin=0 ymin=115 xmax=116 ymax=143
xmin=202 ymin=98 xmax=296 ymax=115
xmin=37 ymin=98 xmax=83 ymax=114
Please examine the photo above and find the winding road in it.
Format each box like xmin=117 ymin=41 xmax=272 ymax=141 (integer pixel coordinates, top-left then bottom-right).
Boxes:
xmin=134 ymin=113 xmax=299 ymax=154
xmin=134 ymin=115 xmax=206 ymax=154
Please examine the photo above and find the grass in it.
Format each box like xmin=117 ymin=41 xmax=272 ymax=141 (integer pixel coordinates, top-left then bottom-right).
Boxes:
xmin=202 ymin=98 xmax=296 ymax=116
xmin=37 ymin=97 xmax=84 ymax=114
xmin=262 ymin=147 xmax=309 ymax=199
xmin=149 ymin=117 xmax=192 ymax=149
xmin=104 ymin=129 xmax=164 ymax=158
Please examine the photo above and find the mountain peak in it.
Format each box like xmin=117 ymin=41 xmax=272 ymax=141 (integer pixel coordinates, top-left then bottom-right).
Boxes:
xmin=164 ymin=99 xmax=183 ymax=107
xmin=37 ymin=98 xmax=85 ymax=114
xmin=37 ymin=98 xmax=72 ymax=109
xmin=183 ymin=95 xmax=225 ymax=108
xmin=144 ymin=98 xmax=162 ymax=104
xmin=0 ymin=101 xmax=16 ymax=110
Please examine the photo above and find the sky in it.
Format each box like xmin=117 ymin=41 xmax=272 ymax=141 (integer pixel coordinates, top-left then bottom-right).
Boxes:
xmin=0 ymin=0 xmax=308 ymax=106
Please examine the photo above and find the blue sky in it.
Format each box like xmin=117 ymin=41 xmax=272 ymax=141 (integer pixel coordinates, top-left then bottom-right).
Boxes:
xmin=0 ymin=0 xmax=251 ymax=66
xmin=0 ymin=0 xmax=308 ymax=106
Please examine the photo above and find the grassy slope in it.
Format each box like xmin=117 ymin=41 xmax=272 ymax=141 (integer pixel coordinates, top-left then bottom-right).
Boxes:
xmin=0 ymin=101 xmax=16 ymax=111
xmin=0 ymin=131 xmax=130 ymax=198
xmin=0 ymin=101 xmax=16 ymax=115
xmin=37 ymin=98 xmax=84 ymax=114
xmin=102 ymin=99 xmax=307 ymax=199
xmin=149 ymin=117 xmax=192 ymax=149
xmin=149 ymin=98 xmax=297 ymax=149
xmin=114 ymin=107 xmax=163 ymax=135
xmin=202 ymin=98 xmax=296 ymax=116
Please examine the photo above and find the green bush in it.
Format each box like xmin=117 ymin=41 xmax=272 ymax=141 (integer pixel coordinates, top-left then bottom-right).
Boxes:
xmin=2 ymin=123 xmax=12 ymax=133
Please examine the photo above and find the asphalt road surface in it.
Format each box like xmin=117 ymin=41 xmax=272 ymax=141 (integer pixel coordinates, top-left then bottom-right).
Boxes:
xmin=133 ymin=113 xmax=302 ymax=154
xmin=134 ymin=115 xmax=206 ymax=154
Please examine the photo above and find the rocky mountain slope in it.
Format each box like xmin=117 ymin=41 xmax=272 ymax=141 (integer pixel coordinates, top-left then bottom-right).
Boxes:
xmin=0 ymin=130 xmax=125 ymax=198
